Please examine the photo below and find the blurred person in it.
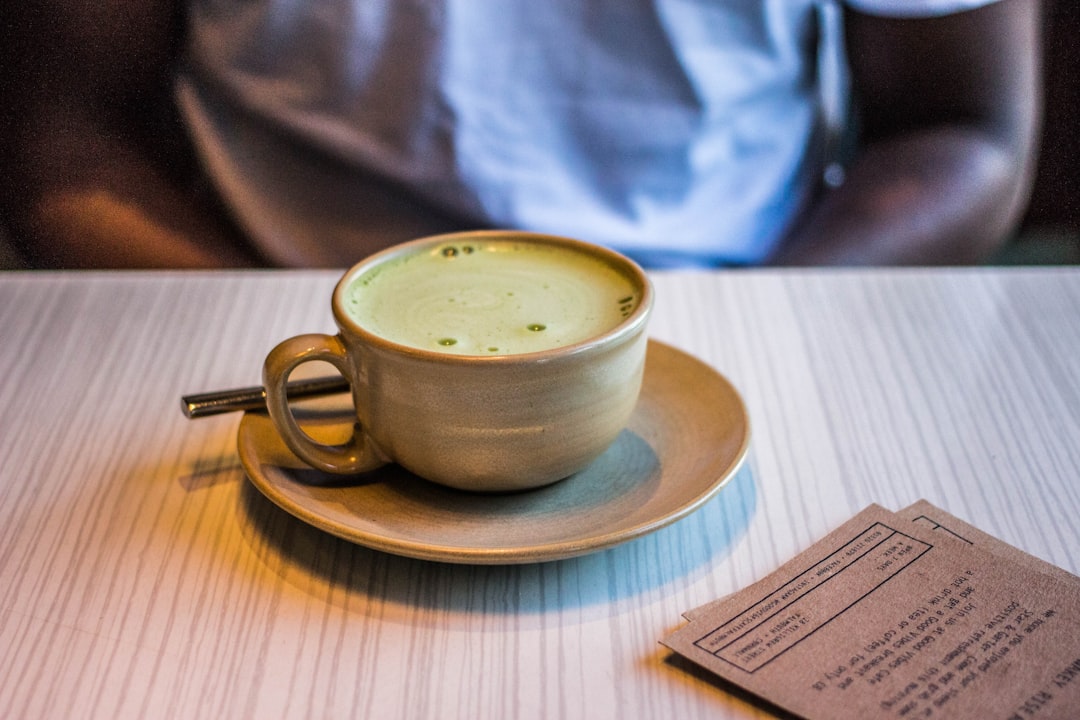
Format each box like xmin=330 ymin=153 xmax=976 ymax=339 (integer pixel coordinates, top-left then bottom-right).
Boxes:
xmin=0 ymin=0 xmax=1041 ymax=269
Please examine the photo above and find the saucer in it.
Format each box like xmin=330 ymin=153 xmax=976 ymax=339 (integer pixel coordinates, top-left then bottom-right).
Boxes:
xmin=237 ymin=340 xmax=750 ymax=564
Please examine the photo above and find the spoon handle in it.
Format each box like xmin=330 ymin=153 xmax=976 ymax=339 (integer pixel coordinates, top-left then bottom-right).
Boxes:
xmin=181 ymin=376 xmax=350 ymax=418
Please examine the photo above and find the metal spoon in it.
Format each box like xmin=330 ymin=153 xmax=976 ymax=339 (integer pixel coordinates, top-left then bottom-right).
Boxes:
xmin=181 ymin=376 xmax=350 ymax=418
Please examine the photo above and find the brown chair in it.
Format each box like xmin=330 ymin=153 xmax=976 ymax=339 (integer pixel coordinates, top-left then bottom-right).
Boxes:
xmin=1007 ymin=0 xmax=1080 ymax=264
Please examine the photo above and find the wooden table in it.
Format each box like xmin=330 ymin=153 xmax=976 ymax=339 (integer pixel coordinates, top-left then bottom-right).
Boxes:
xmin=2 ymin=268 xmax=1077 ymax=719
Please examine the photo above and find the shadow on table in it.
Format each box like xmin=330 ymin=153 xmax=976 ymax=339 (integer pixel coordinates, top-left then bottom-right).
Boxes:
xmin=235 ymin=459 xmax=757 ymax=621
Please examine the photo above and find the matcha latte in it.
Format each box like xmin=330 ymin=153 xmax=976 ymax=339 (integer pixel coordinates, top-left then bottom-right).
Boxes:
xmin=343 ymin=239 xmax=641 ymax=355
xmin=266 ymin=231 xmax=652 ymax=489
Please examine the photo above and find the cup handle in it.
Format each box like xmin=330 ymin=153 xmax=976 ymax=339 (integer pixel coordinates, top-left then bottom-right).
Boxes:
xmin=263 ymin=333 xmax=387 ymax=474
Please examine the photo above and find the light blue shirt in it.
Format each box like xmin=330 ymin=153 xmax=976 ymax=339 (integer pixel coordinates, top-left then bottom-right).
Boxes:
xmin=177 ymin=0 xmax=999 ymax=268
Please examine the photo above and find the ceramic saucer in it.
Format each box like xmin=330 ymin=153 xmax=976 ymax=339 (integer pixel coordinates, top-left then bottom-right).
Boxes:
xmin=237 ymin=339 xmax=750 ymax=564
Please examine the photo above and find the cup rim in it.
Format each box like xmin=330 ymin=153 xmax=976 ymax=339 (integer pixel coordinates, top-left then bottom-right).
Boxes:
xmin=331 ymin=230 xmax=654 ymax=363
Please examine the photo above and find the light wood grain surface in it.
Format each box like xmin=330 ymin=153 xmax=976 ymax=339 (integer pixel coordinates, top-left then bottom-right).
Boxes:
xmin=1 ymin=268 xmax=1077 ymax=719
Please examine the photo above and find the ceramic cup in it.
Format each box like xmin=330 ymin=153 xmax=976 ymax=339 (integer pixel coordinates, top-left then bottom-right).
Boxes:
xmin=263 ymin=230 xmax=653 ymax=492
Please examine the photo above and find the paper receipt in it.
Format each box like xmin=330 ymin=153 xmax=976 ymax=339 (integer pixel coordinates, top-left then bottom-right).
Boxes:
xmin=662 ymin=503 xmax=1080 ymax=719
